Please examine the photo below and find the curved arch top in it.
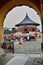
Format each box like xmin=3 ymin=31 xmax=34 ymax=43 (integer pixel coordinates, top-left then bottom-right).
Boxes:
xmin=0 ymin=0 xmax=41 ymax=41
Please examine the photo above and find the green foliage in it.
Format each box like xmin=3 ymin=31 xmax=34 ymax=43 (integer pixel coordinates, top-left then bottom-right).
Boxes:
xmin=3 ymin=27 xmax=17 ymax=34
xmin=12 ymin=27 xmax=17 ymax=33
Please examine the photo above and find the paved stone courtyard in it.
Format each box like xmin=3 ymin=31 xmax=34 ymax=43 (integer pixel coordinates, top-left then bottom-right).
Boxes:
xmin=0 ymin=33 xmax=42 ymax=65
xmin=14 ymin=37 xmax=42 ymax=54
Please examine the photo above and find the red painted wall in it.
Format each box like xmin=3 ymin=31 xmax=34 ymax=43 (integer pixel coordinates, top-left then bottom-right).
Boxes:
xmin=18 ymin=27 xmax=37 ymax=33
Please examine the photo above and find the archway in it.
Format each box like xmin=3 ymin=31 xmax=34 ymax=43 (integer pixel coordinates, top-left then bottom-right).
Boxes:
xmin=0 ymin=0 xmax=42 ymax=42
xmin=3 ymin=5 xmax=42 ymax=54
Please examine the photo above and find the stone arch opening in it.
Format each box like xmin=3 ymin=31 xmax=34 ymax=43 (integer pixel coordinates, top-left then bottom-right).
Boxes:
xmin=2 ymin=5 xmax=41 ymax=53
xmin=3 ymin=5 xmax=42 ymax=33
xmin=0 ymin=0 xmax=42 ymax=41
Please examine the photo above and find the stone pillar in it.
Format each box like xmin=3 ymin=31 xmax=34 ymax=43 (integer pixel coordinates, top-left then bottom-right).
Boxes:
xmin=42 ymin=18 xmax=43 ymax=64
xmin=40 ymin=0 xmax=43 ymax=64
xmin=0 ymin=22 xmax=3 ymax=42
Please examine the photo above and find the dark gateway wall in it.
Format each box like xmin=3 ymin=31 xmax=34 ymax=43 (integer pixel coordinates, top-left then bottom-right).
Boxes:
xmin=0 ymin=0 xmax=41 ymax=11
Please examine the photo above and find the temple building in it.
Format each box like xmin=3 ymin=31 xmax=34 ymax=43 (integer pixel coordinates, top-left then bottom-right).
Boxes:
xmin=15 ymin=14 xmax=40 ymax=33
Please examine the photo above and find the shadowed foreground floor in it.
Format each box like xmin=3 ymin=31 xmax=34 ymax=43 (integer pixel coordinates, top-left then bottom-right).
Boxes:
xmin=0 ymin=55 xmax=14 ymax=65
xmin=0 ymin=53 xmax=42 ymax=65
xmin=25 ymin=57 xmax=42 ymax=65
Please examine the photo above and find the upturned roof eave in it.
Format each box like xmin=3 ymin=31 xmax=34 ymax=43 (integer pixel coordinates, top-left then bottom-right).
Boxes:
xmin=15 ymin=14 xmax=40 ymax=27
xmin=15 ymin=23 xmax=40 ymax=27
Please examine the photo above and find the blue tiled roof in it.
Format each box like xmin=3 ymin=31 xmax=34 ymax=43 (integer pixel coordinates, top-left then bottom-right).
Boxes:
xmin=15 ymin=14 xmax=40 ymax=27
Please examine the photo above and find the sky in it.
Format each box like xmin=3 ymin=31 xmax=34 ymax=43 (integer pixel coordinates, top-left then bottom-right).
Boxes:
xmin=3 ymin=5 xmax=42 ymax=32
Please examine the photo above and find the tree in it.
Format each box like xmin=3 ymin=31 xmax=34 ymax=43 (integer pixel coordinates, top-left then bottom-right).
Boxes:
xmin=3 ymin=27 xmax=11 ymax=34
xmin=3 ymin=27 xmax=17 ymax=34
xmin=12 ymin=27 xmax=17 ymax=33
